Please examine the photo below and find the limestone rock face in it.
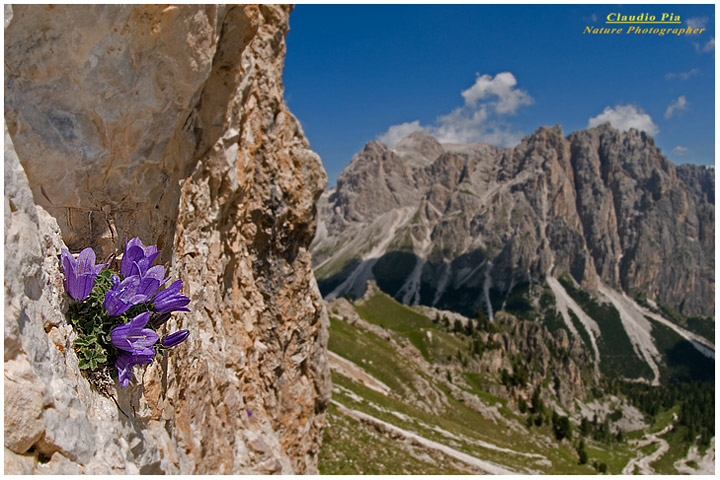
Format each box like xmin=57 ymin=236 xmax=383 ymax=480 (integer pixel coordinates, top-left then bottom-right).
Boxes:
xmin=314 ymin=124 xmax=713 ymax=317
xmin=5 ymin=4 xmax=329 ymax=474
xmin=565 ymin=127 xmax=714 ymax=315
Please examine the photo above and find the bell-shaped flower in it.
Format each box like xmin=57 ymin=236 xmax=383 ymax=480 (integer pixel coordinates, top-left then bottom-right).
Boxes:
xmin=61 ymin=248 xmax=106 ymax=300
xmin=143 ymin=264 xmax=168 ymax=283
xmin=104 ymin=275 xmax=161 ymax=316
xmin=115 ymin=351 xmax=154 ymax=388
xmin=110 ymin=311 xmax=159 ymax=355
xmin=153 ymin=280 xmax=191 ymax=314
xmin=162 ymin=330 xmax=189 ymax=348
xmin=150 ymin=312 xmax=172 ymax=328
xmin=120 ymin=237 xmax=160 ymax=278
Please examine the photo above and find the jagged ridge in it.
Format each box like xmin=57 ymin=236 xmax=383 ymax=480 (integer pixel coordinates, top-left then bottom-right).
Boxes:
xmin=313 ymin=125 xmax=714 ymax=319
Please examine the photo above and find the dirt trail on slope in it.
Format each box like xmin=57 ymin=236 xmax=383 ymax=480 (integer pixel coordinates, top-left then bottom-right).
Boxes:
xmin=328 ymin=351 xmax=392 ymax=395
xmin=622 ymin=415 xmax=676 ymax=474
xmin=333 ymin=401 xmax=523 ymax=474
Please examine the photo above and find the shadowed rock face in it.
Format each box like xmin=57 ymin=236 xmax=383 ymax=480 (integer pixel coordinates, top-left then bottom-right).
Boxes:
xmin=5 ymin=4 xmax=329 ymax=474
xmin=313 ymin=125 xmax=713 ymax=317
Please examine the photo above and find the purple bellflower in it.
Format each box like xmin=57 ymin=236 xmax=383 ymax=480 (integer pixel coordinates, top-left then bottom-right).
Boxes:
xmin=111 ymin=312 xmax=159 ymax=388
xmin=115 ymin=352 xmax=154 ymax=388
xmin=162 ymin=330 xmax=189 ymax=348
xmin=121 ymin=237 xmax=160 ymax=278
xmin=110 ymin=311 xmax=159 ymax=355
xmin=151 ymin=312 xmax=172 ymax=328
xmin=104 ymin=275 xmax=162 ymax=316
xmin=153 ymin=280 xmax=191 ymax=314
xmin=142 ymin=264 xmax=168 ymax=284
xmin=61 ymin=248 xmax=106 ymax=300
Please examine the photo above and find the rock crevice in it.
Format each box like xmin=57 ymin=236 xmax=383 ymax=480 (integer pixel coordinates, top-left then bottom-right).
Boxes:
xmin=5 ymin=4 xmax=329 ymax=474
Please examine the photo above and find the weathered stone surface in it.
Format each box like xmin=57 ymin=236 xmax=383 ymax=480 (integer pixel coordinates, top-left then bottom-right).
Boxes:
xmin=5 ymin=4 xmax=328 ymax=474
xmin=4 ymin=357 xmax=47 ymax=454
xmin=5 ymin=4 xmax=222 ymax=255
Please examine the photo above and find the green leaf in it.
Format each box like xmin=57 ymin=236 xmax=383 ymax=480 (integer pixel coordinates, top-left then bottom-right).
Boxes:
xmin=74 ymin=336 xmax=94 ymax=348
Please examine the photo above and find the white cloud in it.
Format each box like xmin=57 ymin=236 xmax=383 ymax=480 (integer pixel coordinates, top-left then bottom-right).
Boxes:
xmin=672 ymin=146 xmax=690 ymax=156
xmin=377 ymin=120 xmax=423 ymax=147
xmin=685 ymin=16 xmax=708 ymax=30
xmin=377 ymin=72 xmax=533 ymax=147
xmin=587 ymin=105 xmax=659 ymax=136
xmin=665 ymin=68 xmax=700 ymax=81
xmin=461 ymin=72 xmax=534 ymax=114
xmin=703 ymin=37 xmax=714 ymax=52
xmin=664 ymin=96 xmax=688 ymax=119
xmin=428 ymin=105 xmax=488 ymax=144
xmin=685 ymin=17 xmax=713 ymax=53
xmin=693 ymin=36 xmax=715 ymax=53
xmin=428 ymin=105 xmax=525 ymax=146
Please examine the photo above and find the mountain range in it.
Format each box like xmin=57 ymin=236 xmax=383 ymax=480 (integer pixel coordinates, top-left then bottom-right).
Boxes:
xmin=313 ymin=124 xmax=713 ymax=315
xmin=312 ymin=124 xmax=714 ymax=385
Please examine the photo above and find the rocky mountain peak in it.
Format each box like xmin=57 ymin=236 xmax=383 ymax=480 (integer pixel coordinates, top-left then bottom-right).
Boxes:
xmin=527 ymin=124 xmax=565 ymax=141
xmin=393 ymin=130 xmax=445 ymax=166
xmin=362 ymin=139 xmax=389 ymax=155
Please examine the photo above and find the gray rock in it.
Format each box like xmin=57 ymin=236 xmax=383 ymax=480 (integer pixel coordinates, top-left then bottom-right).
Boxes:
xmin=4 ymin=357 xmax=46 ymax=453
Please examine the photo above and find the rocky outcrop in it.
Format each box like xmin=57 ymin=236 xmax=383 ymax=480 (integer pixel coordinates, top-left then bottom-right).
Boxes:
xmin=313 ymin=126 xmax=713 ymax=317
xmin=491 ymin=312 xmax=590 ymax=408
xmin=5 ymin=4 xmax=329 ymax=474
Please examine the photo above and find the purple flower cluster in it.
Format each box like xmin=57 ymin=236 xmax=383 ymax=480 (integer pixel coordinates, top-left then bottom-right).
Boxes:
xmin=60 ymin=237 xmax=191 ymax=388
xmin=104 ymin=237 xmax=171 ymax=316
xmin=110 ymin=310 xmax=188 ymax=387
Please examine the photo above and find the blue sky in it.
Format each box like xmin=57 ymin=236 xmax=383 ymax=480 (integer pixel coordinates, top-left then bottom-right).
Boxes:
xmin=283 ymin=5 xmax=715 ymax=186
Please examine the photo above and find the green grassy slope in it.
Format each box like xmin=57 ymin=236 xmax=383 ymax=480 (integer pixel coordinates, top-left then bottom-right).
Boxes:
xmin=319 ymin=290 xmax=651 ymax=474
